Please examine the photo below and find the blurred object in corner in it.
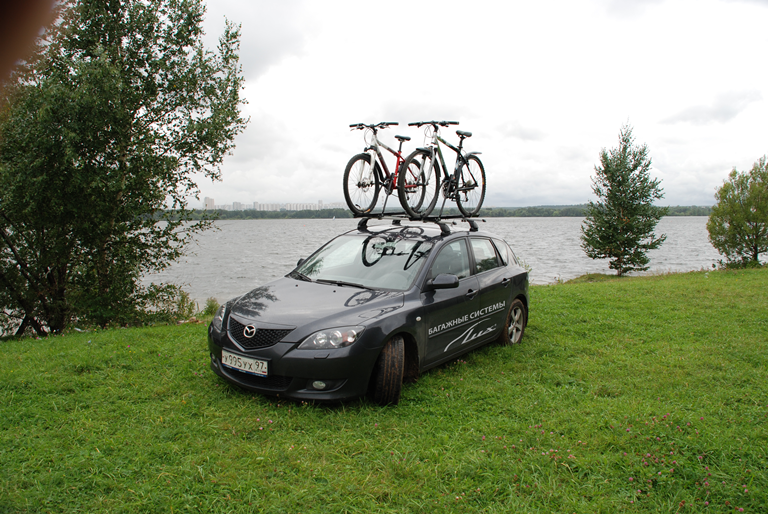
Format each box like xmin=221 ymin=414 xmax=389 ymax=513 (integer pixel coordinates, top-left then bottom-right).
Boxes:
xmin=0 ymin=1 xmax=56 ymax=80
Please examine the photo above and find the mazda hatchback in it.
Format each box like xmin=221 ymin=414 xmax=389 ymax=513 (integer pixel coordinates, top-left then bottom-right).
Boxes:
xmin=208 ymin=218 xmax=528 ymax=405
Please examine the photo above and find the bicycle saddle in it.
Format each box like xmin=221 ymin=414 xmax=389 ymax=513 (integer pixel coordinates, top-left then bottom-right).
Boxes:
xmin=395 ymin=135 xmax=411 ymax=142
xmin=456 ymin=130 xmax=472 ymax=138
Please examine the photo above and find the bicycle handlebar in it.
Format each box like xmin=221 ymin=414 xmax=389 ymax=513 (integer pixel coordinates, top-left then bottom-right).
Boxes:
xmin=349 ymin=122 xmax=399 ymax=130
xmin=407 ymin=120 xmax=459 ymax=127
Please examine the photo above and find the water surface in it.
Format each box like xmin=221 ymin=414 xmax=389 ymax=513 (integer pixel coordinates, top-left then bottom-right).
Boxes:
xmin=143 ymin=217 xmax=719 ymax=306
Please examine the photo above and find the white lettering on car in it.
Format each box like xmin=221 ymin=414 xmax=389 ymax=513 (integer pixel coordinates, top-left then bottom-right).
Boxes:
xmin=429 ymin=301 xmax=505 ymax=337
xmin=443 ymin=321 xmax=498 ymax=352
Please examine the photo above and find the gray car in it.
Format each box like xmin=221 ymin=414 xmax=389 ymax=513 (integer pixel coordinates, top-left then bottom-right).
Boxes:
xmin=207 ymin=218 xmax=529 ymax=405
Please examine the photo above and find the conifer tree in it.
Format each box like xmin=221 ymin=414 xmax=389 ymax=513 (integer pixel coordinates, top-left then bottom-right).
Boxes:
xmin=581 ymin=125 xmax=668 ymax=276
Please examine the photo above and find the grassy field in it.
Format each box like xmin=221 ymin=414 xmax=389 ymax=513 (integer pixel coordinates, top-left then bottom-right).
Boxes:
xmin=1 ymin=269 xmax=766 ymax=513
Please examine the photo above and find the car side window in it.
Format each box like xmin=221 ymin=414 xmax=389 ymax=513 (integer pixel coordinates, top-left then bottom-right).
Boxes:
xmin=470 ymin=238 xmax=501 ymax=273
xmin=428 ymin=239 xmax=470 ymax=280
xmin=492 ymin=238 xmax=510 ymax=266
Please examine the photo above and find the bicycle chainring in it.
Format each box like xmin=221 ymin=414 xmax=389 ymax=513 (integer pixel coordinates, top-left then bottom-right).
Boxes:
xmin=442 ymin=178 xmax=457 ymax=199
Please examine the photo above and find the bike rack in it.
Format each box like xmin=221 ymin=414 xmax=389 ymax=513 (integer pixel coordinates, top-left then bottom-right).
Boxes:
xmin=355 ymin=211 xmax=484 ymax=235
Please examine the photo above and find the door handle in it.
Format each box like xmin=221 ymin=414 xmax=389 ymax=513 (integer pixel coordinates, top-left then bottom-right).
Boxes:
xmin=501 ymin=277 xmax=511 ymax=286
xmin=465 ymin=289 xmax=478 ymax=299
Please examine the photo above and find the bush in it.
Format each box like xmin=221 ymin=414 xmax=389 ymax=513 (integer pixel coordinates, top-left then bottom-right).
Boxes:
xmin=707 ymin=156 xmax=768 ymax=266
xmin=201 ymin=297 xmax=220 ymax=317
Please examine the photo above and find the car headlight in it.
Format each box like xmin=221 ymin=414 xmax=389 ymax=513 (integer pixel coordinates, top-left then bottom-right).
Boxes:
xmin=212 ymin=304 xmax=227 ymax=332
xmin=298 ymin=326 xmax=364 ymax=350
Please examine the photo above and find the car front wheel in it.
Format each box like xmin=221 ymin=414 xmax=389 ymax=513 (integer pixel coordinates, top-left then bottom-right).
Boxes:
xmin=497 ymin=299 xmax=526 ymax=345
xmin=370 ymin=335 xmax=404 ymax=405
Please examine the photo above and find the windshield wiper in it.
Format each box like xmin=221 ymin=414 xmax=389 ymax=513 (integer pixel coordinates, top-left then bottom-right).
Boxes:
xmin=316 ymin=279 xmax=374 ymax=290
xmin=288 ymin=270 xmax=313 ymax=282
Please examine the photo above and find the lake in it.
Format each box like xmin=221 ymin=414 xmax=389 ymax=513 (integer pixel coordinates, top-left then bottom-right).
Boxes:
xmin=142 ymin=217 xmax=721 ymax=307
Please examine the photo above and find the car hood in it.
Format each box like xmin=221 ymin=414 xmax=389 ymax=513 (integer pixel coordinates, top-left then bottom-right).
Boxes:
xmin=228 ymin=277 xmax=405 ymax=331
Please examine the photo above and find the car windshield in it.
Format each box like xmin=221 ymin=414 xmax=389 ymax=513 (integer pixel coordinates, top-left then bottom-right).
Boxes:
xmin=293 ymin=233 xmax=434 ymax=291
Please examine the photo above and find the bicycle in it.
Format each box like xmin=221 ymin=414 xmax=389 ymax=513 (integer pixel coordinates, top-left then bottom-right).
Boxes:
xmin=343 ymin=122 xmax=424 ymax=215
xmin=397 ymin=121 xmax=486 ymax=218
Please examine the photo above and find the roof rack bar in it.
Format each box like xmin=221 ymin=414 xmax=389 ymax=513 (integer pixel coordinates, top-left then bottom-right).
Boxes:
xmin=354 ymin=212 xmax=484 ymax=234
xmin=352 ymin=211 xmax=476 ymax=220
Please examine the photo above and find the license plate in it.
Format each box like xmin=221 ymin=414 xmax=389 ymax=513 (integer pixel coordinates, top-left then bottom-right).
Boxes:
xmin=221 ymin=350 xmax=268 ymax=377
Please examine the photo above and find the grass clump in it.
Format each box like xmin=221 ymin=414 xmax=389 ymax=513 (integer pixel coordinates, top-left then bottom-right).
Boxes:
xmin=1 ymin=268 xmax=766 ymax=512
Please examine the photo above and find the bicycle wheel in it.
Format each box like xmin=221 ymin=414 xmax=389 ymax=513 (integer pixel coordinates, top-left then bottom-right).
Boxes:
xmin=398 ymin=158 xmax=424 ymax=210
xmin=397 ymin=149 xmax=440 ymax=218
xmin=343 ymin=153 xmax=380 ymax=215
xmin=456 ymin=154 xmax=486 ymax=217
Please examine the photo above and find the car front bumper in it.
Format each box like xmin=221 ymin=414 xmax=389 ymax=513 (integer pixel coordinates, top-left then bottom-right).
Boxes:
xmin=207 ymin=324 xmax=382 ymax=402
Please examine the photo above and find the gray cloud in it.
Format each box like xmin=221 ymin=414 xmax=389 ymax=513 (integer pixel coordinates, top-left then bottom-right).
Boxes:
xmin=724 ymin=0 xmax=768 ymax=6
xmin=498 ymin=121 xmax=547 ymax=141
xmin=204 ymin=0 xmax=311 ymax=81
xmin=662 ymin=90 xmax=762 ymax=125
xmin=375 ymin=100 xmax=474 ymax=128
xmin=601 ymin=0 xmax=665 ymax=17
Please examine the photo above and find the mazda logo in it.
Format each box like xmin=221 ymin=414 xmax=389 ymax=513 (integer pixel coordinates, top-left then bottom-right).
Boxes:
xmin=243 ymin=325 xmax=257 ymax=338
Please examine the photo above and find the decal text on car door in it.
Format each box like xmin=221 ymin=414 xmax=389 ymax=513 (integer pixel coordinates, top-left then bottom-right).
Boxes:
xmin=443 ymin=320 xmax=498 ymax=352
xmin=428 ymin=301 xmax=505 ymax=337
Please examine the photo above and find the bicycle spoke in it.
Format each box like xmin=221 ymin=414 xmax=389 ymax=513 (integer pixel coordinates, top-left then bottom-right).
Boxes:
xmin=343 ymin=153 xmax=380 ymax=214
xmin=455 ymin=155 xmax=486 ymax=217
xmin=397 ymin=150 xmax=439 ymax=218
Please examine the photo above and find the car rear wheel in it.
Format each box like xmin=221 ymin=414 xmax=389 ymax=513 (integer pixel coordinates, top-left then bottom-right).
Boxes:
xmin=370 ymin=335 xmax=404 ymax=405
xmin=497 ymin=299 xmax=526 ymax=345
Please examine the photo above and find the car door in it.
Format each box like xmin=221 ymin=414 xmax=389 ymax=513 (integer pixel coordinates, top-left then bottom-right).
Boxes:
xmin=468 ymin=237 xmax=513 ymax=339
xmin=419 ymin=238 xmax=480 ymax=366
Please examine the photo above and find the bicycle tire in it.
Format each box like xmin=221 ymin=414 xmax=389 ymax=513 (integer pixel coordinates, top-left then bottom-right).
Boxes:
xmin=397 ymin=149 xmax=440 ymax=218
xmin=343 ymin=153 xmax=381 ymax=215
xmin=456 ymin=154 xmax=486 ymax=217
xmin=398 ymin=157 xmax=424 ymax=210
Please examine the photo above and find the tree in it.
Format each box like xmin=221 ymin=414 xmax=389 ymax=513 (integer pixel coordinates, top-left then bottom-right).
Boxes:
xmin=706 ymin=157 xmax=768 ymax=266
xmin=0 ymin=0 xmax=247 ymax=335
xmin=581 ymin=125 xmax=668 ymax=276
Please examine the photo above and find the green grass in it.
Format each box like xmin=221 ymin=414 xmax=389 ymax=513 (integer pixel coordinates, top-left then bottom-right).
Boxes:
xmin=1 ymin=269 xmax=767 ymax=513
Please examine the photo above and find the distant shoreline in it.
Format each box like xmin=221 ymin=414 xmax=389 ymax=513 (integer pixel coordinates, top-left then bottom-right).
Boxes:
xmin=174 ymin=205 xmax=712 ymax=220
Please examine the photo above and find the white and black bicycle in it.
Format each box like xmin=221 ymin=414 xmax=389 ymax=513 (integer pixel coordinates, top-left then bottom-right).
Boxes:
xmin=343 ymin=122 xmax=424 ymax=215
xmin=397 ymin=121 xmax=486 ymax=218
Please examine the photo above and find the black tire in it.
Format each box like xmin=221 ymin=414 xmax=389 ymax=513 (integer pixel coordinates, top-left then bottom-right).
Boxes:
xmin=343 ymin=153 xmax=380 ymax=215
xmin=399 ymin=158 xmax=425 ymax=211
xmin=497 ymin=298 xmax=526 ymax=346
xmin=456 ymin=155 xmax=486 ymax=217
xmin=370 ymin=335 xmax=404 ymax=405
xmin=397 ymin=149 xmax=439 ymax=218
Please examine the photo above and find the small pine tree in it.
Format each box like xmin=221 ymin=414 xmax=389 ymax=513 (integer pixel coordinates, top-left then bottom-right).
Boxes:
xmin=581 ymin=125 xmax=669 ymax=276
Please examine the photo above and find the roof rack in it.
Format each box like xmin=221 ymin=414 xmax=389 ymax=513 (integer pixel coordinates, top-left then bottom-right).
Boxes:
xmin=355 ymin=212 xmax=484 ymax=235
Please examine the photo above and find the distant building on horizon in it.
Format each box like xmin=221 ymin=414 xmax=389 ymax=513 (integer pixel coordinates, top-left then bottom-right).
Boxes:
xmin=202 ymin=198 xmax=344 ymax=211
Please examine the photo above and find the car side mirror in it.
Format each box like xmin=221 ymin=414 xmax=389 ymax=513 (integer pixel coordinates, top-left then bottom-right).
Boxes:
xmin=296 ymin=258 xmax=305 ymax=267
xmin=427 ymin=273 xmax=459 ymax=290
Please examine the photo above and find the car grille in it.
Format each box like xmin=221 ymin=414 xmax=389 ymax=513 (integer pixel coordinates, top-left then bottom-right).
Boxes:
xmin=228 ymin=318 xmax=294 ymax=349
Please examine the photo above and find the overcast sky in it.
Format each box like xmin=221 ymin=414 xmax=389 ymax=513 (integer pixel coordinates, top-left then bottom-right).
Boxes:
xmin=196 ymin=0 xmax=768 ymax=208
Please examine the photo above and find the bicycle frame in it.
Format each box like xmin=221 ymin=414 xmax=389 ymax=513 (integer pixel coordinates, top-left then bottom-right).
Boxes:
xmin=420 ymin=126 xmax=468 ymax=191
xmin=366 ymin=131 xmax=403 ymax=180
xmin=354 ymin=125 xmax=411 ymax=195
